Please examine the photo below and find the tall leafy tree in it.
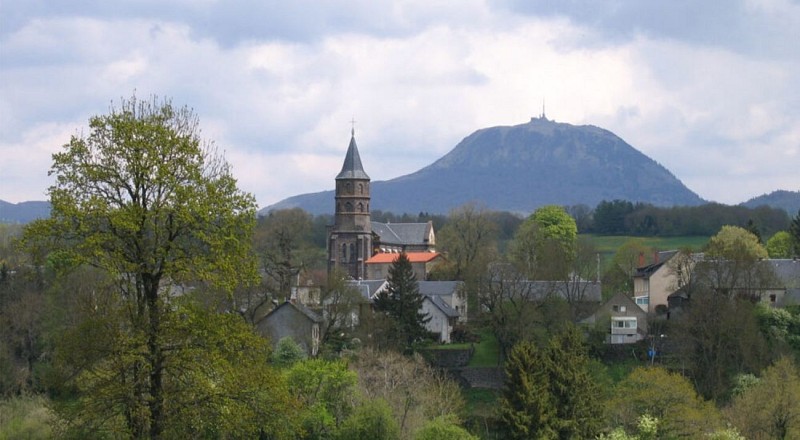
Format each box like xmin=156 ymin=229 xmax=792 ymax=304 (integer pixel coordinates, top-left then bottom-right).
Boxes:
xmin=374 ymin=253 xmax=430 ymax=351
xmin=23 ymin=95 xmax=264 ymax=438
xmin=510 ymin=205 xmax=577 ymax=280
xmin=726 ymin=357 xmax=800 ymax=439
xmin=766 ymin=231 xmax=794 ymax=258
xmin=610 ymin=367 xmax=722 ymax=438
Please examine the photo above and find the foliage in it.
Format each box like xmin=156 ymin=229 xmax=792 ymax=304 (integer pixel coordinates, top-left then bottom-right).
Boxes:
xmin=755 ymin=304 xmax=800 ymax=355
xmin=435 ymin=203 xmax=498 ymax=281
xmin=50 ymin=299 xmax=300 ymax=438
xmin=498 ymin=325 xmax=602 ymax=439
xmin=434 ymin=204 xmax=498 ymax=320
xmin=22 ymin=95 xmax=260 ymax=438
xmin=791 ymin=209 xmax=800 ymax=256
xmin=414 ymin=415 xmax=477 ymax=440
xmin=0 ymin=394 xmax=61 ymax=439
xmin=510 ymin=205 xmax=577 ymax=280
xmin=545 ymin=325 xmax=603 ymax=438
xmin=350 ymin=348 xmax=464 ymax=438
xmin=478 ymin=264 xmax=546 ymax=359
xmin=318 ymin=269 xmax=366 ymax=352
xmin=598 ymin=414 xmax=659 ymax=440
xmin=498 ymin=340 xmax=556 ymax=440
xmin=334 ymin=398 xmax=400 ymax=440
xmin=707 ymin=225 xmax=769 ymax=260
xmin=285 ymin=358 xmax=358 ymax=439
xmin=726 ymin=357 xmax=800 ymax=439
xmin=591 ymin=201 xmax=789 ymax=238
xmin=373 ymin=253 xmax=430 ymax=352
xmin=609 ymin=366 xmax=722 ymax=438
xmin=272 ymin=336 xmax=308 ymax=367
xmin=254 ymin=208 xmax=321 ymax=299
xmin=766 ymin=230 xmax=794 ymax=258
xmin=670 ymin=291 xmax=771 ymax=401
xmin=602 ymin=238 xmax=653 ymax=297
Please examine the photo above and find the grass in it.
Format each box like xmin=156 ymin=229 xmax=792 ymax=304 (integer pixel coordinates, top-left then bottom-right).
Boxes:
xmin=426 ymin=329 xmax=501 ymax=366
xmin=583 ymin=234 xmax=710 ymax=267
xmin=468 ymin=329 xmax=501 ymax=367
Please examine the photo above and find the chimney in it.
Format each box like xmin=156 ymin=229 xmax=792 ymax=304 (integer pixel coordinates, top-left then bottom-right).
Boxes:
xmin=638 ymin=252 xmax=645 ymax=267
xmin=654 ymin=251 xmax=659 ymax=264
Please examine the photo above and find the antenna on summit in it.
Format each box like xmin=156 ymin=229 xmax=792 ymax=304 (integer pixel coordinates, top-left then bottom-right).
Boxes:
xmin=541 ymin=99 xmax=547 ymax=120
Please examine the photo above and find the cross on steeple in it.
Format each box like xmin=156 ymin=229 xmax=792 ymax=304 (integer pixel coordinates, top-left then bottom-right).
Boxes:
xmin=350 ymin=116 xmax=357 ymax=137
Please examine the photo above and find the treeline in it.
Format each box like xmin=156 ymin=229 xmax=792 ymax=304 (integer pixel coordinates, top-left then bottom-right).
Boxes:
xmin=587 ymin=200 xmax=790 ymax=237
xmin=299 ymin=201 xmax=791 ymax=248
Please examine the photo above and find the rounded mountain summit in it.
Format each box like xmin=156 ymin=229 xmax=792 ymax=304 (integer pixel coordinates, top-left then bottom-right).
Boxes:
xmin=265 ymin=117 xmax=705 ymax=215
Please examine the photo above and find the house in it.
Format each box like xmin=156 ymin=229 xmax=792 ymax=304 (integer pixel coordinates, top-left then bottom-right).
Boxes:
xmin=257 ymin=301 xmax=324 ymax=356
xmin=421 ymin=295 xmax=460 ymax=343
xmin=346 ymin=279 xmax=466 ymax=342
xmin=633 ymin=251 xmax=680 ymax=312
xmin=365 ymin=251 xmax=443 ymax=280
xmin=371 ymin=221 xmax=436 ymax=253
xmin=418 ymin=281 xmax=467 ymax=323
xmin=582 ymin=292 xmax=648 ymax=344
xmin=666 ymin=257 xmax=800 ymax=312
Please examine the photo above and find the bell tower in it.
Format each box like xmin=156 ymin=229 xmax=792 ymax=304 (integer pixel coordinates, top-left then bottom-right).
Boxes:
xmin=328 ymin=128 xmax=372 ymax=279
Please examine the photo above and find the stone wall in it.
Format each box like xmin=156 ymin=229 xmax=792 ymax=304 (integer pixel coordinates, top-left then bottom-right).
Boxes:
xmin=421 ymin=347 xmax=474 ymax=368
xmin=454 ymin=367 xmax=505 ymax=389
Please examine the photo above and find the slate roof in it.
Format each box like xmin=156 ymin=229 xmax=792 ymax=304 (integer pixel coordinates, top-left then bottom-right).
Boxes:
xmin=365 ymin=252 xmax=441 ymax=264
xmin=371 ymin=222 xmax=431 ymax=246
xmin=634 ymin=250 xmax=678 ymax=278
xmin=425 ymin=295 xmax=460 ymax=318
xmin=346 ymin=279 xmax=388 ymax=300
xmin=266 ymin=301 xmax=324 ymax=323
xmin=336 ymin=132 xmax=370 ymax=180
xmin=418 ymin=281 xmax=462 ymax=296
xmin=768 ymin=259 xmax=800 ymax=287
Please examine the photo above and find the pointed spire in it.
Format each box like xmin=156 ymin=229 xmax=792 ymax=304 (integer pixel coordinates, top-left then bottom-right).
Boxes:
xmin=336 ymin=129 xmax=370 ymax=180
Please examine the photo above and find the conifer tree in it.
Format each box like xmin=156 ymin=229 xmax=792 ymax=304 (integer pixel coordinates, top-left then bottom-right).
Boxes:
xmin=373 ymin=253 xmax=430 ymax=351
xmin=498 ymin=341 xmax=556 ymax=440
xmin=790 ymin=209 xmax=800 ymax=257
xmin=546 ymin=325 xmax=603 ymax=438
xmin=498 ymin=325 xmax=603 ymax=439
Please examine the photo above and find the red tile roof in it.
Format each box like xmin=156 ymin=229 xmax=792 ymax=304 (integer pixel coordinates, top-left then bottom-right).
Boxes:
xmin=366 ymin=252 xmax=441 ymax=264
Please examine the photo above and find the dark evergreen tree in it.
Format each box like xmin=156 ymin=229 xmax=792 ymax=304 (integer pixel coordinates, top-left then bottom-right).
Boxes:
xmin=545 ymin=325 xmax=603 ymax=438
xmin=791 ymin=209 xmax=800 ymax=257
xmin=498 ymin=326 xmax=603 ymax=439
xmin=373 ymin=253 xmax=430 ymax=351
xmin=498 ymin=341 xmax=556 ymax=440
xmin=746 ymin=219 xmax=762 ymax=242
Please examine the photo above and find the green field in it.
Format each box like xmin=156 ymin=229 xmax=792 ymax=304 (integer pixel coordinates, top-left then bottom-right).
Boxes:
xmin=583 ymin=234 xmax=710 ymax=267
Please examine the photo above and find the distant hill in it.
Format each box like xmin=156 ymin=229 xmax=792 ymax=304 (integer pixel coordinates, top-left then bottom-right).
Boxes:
xmin=265 ymin=117 xmax=705 ymax=215
xmin=0 ymin=200 xmax=50 ymax=224
xmin=741 ymin=190 xmax=800 ymax=215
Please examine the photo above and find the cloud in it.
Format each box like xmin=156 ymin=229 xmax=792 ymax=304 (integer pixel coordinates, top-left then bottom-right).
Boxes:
xmin=1 ymin=1 xmax=798 ymax=208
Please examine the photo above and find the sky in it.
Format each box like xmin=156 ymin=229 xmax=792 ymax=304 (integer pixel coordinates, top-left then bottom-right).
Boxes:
xmin=1 ymin=0 xmax=799 ymax=209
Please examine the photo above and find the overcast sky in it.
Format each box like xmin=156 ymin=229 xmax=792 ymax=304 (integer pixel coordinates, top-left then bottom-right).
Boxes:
xmin=1 ymin=0 xmax=798 ymax=208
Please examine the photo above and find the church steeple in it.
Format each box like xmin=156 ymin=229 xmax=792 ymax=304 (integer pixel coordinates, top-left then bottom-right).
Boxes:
xmin=336 ymin=131 xmax=370 ymax=180
xmin=329 ymin=128 xmax=372 ymax=279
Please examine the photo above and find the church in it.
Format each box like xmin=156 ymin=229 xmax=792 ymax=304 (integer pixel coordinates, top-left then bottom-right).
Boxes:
xmin=327 ymin=129 xmax=438 ymax=281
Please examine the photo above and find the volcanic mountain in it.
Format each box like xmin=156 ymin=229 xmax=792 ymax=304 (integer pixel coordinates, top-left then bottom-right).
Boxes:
xmin=264 ymin=117 xmax=705 ymax=215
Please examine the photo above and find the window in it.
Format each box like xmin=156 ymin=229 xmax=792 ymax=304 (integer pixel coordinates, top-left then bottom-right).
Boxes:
xmin=345 ymin=202 xmax=353 ymax=212
xmin=612 ymin=317 xmax=637 ymax=330
xmin=635 ymin=296 xmax=649 ymax=305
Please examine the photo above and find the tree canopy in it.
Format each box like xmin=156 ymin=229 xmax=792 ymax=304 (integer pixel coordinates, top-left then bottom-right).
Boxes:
xmin=23 ymin=95 xmax=267 ymax=438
